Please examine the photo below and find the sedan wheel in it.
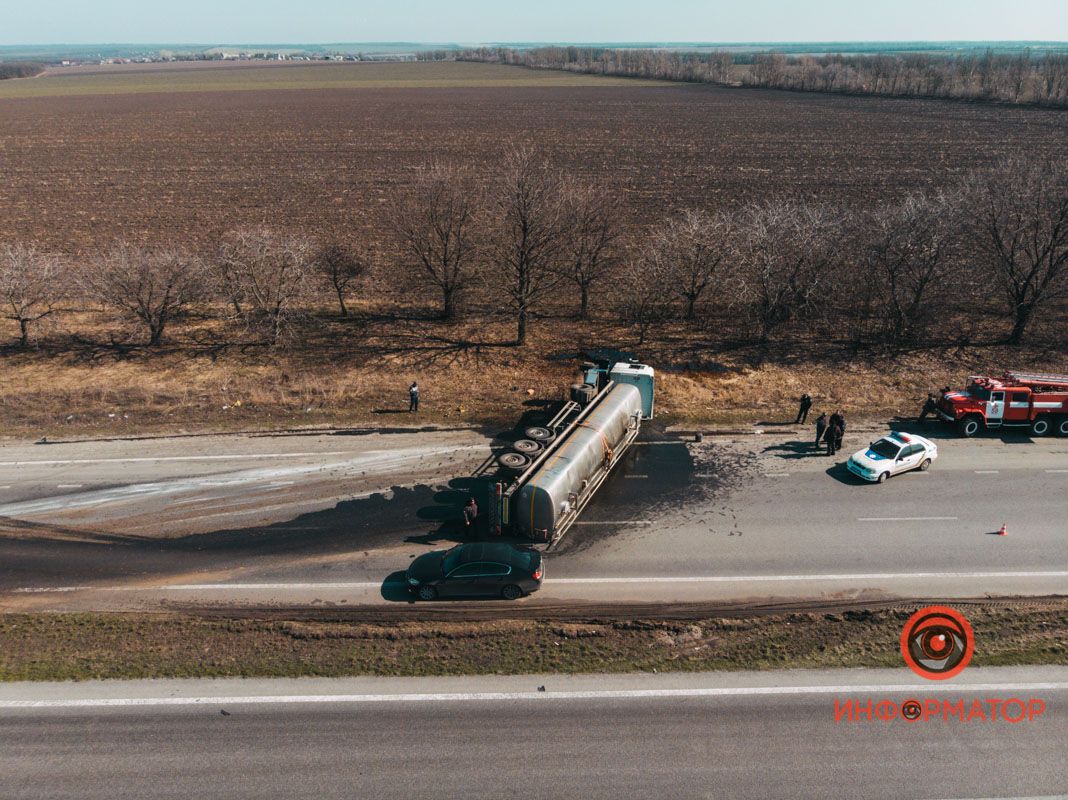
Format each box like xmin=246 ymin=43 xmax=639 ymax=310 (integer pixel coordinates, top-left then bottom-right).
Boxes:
xmin=877 ymin=472 xmax=890 ymax=484
xmin=501 ymin=584 xmax=523 ymax=601
xmin=918 ymin=458 xmax=931 ymax=471
xmin=417 ymin=585 xmax=438 ymax=601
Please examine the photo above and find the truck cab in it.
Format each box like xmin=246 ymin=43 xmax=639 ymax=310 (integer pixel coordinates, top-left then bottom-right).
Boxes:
xmin=938 ymin=372 xmax=1068 ymax=437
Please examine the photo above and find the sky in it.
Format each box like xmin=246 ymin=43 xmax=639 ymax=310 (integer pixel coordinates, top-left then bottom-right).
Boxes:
xmin=3 ymin=0 xmax=1067 ymax=45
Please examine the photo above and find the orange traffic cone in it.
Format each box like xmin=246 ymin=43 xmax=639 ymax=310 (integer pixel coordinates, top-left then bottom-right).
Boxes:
xmin=997 ymin=523 xmax=1008 ymax=536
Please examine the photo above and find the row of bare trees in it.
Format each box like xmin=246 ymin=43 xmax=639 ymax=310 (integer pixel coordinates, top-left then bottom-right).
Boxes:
xmin=0 ymin=230 xmax=367 ymax=348
xmin=746 ymin=52 xmax=1068 ymax=106
xmin=1 ymin=155 xmax=1065 ymax=350
xmin=456 ymin=47 xmax=1068 ymax=107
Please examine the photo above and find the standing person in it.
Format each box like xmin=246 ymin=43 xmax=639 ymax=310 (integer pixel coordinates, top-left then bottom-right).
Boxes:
xmin=919 ymin=393 xmax=938 ymax=424
xmin=826 ymin=416 xmax=842 ymax=457
xmin=462 ymin=496 xmax=478 ymax=535
xmin=834 ymin=410 xmax=846 ymax=452
xmin=408 ymin=381 xmax=419 ymax=413
xmin=796 ymin=393 xmax=813 ymax=424
xmin=814 ymin=412 xmax=828 ymax=451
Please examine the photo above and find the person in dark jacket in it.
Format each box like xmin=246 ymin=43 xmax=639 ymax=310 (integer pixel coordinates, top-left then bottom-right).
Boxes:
xmin=462 ymin=497 xmax=478 ymax=533
xmin=825 ymin=418 xmax=842 ymax=456
xmin=408 ymin=381 xmax=419 ymax=412
xmin=919 ymin=393 xmax=938 ymax=423
xmin=827 ymin=410 xmax=845 ymax=456
xmin=814 ymin=412 xmax=828 ymax=450
xmin=796 ymin=393 xmax=813 ymax=424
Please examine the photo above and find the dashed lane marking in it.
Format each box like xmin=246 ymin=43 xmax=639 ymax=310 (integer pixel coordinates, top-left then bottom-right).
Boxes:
xmin=857 ymin=516 xmax=958 ymax=522
xmin=55 ymin=484 xmax=83 ymax=489
xmin=974 ymin=470 xmax=1000 ymax=474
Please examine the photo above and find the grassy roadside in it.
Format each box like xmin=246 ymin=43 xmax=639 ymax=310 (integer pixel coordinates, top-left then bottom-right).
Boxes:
xmin=2 ymin=307 xmax=1064 ymax=441
xmin=2 ymin=603 xmax=1065 ymax=681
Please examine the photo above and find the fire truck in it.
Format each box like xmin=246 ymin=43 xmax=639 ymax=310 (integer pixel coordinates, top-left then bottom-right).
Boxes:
xmin=936 ymin=371 xmax=1068 ymax=437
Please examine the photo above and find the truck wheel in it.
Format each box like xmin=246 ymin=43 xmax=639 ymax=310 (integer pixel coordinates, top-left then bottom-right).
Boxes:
xmin=417 ymin=585 xmax=438 ymax=601
xmin=1057 ymin=417 xmax=1068 ymax=437
xmin=957 ymin=416 xmax=980 ymax=438
xmin=525 ymin=427 xmax=555 ymax=443
xmin=877 ymin=472 xmax=890 ymax=484
xmin=513 ymin=439 xmax=542 ymax=454
xmin=498 ymin=452 xmax=530 ymax=470
xmin=1030 ymin=417 xmax=1051 ymax=437
xmin=918 ymin=458 xmax=931 ymax=472
xmin=501 ymin=584 xmax=523 ymax=601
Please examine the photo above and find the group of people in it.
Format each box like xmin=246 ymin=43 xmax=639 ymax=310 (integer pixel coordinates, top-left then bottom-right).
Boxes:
xmin=797 ymin=395 xmax=846 ymax=455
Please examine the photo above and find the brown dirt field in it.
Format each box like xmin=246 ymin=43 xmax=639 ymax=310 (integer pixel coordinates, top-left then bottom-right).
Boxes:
xmin=2 ymin=62 xmax=1066 ymax=253
xmin=0 ymin=62 xmax=1064 ymax=436
xmin=1 ymin=599 xmax=1065 ymax=680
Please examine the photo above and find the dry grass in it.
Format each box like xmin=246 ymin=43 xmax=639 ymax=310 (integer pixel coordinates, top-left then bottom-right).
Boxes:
xmin=0 ymin=301 xmax=1063 ymax=439
xmin=1 ymin=603 xmax=1065 ymax=680
xmin=0 ymin=61 xmax=668 ymax=100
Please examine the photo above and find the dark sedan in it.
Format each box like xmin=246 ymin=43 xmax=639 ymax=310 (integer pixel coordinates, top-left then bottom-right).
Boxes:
xmin=406 ymin=542 xmax=544 ymax=601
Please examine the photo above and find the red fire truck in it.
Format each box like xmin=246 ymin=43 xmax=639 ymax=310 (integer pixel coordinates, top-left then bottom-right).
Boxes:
xmin=936 ymin=371 xmax=1068 ymax=437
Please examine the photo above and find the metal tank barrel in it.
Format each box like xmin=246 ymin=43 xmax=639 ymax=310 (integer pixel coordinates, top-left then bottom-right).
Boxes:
xmin=514 ymin=382 xmax=642 ymax=540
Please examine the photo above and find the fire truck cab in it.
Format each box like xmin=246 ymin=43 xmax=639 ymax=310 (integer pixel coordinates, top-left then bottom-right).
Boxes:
xmin=937 ymin=371 xmax=1068 ymax=438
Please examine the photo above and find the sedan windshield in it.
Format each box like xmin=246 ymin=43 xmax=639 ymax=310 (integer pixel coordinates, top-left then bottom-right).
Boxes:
xmin=441 ymin=547 xmax=463 ymax=575
xmin=868 ymin=439 xmax=901 ymax=459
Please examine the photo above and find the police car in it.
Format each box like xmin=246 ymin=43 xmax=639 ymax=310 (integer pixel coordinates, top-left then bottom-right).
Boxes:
xmin=846 ymin=431 xmax=938 ymax=483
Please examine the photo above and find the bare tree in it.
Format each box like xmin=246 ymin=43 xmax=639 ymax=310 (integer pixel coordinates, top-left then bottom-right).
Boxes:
xmin=488 ymin=147 xmax=569 ymax=345
xmin=390 ymin=163 xmax=480 ymax=320
xmin=216 ymin=228 xmax=315 ymax=344
xmin=617 ymin=248 xmax=675 ymax=345
xmin=0 ymin=244 xmax=64 ymax=347
xmin=864 ymin=193 xmax=960 ymax=343
xmin=81 ymin=244 xmax=205 ymax=346
xmin=558 ymin=180 xmax=621 ymax=318
xmin=735 ymin=200 xmax=841 ymax=343
xmin=960 ymin=157 xmax=1068 ymax=344
xmin=652 ymin=208 xmax=732 ymax=320
xmin=315 ymin=242 xmax=368 ymax=317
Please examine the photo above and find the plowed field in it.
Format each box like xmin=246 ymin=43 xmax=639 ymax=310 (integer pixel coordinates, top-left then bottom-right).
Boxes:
xmin=2 ymin=61 xmax=1065 ymax=253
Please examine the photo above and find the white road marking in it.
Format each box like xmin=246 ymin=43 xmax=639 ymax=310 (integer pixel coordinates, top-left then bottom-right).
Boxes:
xmin=857 ymin=516 xmax=958 ymax=522
xmin=571 ymin=520 xmax=654 ymax=526
xmin=1045 ymin=469 xmax=1068 ymax=474
xmin=3 ymin=682 xmax=1066 ymax=710
xmin=765 ymin=472 xmax=790 ymax=477
xmin=0 ymin=445 xmax=483 ymax=517
xmin=0 ymin=452 xmax=350 ymax=467
xmin=0 ymin=485 xmax=12 ymax=489
xmin=269 ymin=481 xmax=296 ymax=487
xmin=974 ymin=470 xmax=1000 ymax=474
xmin=13 ymin=570 xmax=1068 ymax=594
xmin=56 ymin=484 xmax=83 ymax=489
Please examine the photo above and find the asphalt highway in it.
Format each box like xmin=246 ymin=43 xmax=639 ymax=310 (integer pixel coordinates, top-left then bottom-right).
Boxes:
xmin=1 ymin=667 xmax=1065 ymax=799
xmin=0 ymin=423 xmax=1065 ymax=609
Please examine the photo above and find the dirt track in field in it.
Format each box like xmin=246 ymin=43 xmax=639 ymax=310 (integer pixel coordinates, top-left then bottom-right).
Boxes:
xmin=2 ymin=62 xmax=1066 ymax=253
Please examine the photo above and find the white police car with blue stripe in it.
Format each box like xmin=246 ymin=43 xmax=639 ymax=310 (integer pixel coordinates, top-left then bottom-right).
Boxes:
xmin=846 ymin=431 xmax=938 ymax=483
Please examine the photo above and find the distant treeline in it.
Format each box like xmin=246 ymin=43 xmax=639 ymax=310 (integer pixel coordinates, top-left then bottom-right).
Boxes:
xmin=449 ymin=47 xmax=1068 ymax=107
xmin=0 ymin=62 xmax=44 ymax=80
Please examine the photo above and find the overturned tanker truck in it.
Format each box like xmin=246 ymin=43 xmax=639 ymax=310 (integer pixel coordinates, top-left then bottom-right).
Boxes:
xmin=489 ymin=357 xmax=655 ymax=549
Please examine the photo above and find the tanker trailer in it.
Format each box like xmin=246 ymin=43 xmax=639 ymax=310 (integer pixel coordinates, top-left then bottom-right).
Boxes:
xmin=493 ymin=360 xmax=654 ymax=548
